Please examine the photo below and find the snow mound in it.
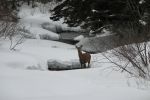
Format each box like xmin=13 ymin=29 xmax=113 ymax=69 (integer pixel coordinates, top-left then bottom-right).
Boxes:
xmin=74 ymin=35 xmax=84 ymax=41
xmin=18 ymin=4 xmax=82 ymax=41
xmin=18 ymin=5 xmax=60 ymax=40
xmin=41 ymin=22 xmax=63 ymax=33
xmin=47 ymin=59 xmax=81 ymax=70
xmin=29 ymin=27 xmax=59 ymax=40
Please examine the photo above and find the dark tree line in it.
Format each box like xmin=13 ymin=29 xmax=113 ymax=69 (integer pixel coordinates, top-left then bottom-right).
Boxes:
xmin=0 ymin=0 xmax=58 ymax=10
xmin=50 ymin=0 xmax=150 ymax=38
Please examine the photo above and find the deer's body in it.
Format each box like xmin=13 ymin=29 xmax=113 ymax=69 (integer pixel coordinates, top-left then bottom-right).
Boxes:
xmin=76 ymin=46 xmax=91 ymax=68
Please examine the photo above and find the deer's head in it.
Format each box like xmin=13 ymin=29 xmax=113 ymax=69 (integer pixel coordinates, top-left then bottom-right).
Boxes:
xmin=75 ymin=45 xmax=83 ymax=51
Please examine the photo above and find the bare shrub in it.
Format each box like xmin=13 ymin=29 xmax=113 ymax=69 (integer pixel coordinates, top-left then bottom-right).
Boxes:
xmin=100 ymin=0 xmax=150 ymax=81
xmin=7 ymin=23 xmax=26 ymax=50
xmin=9 ymin=34 xmax=25 ymax=51
xmin=0 ymin=21 xmax=19 ymax=38
xmin=0 ymin=21 xmax=25 ymax=50
xmin=103 ymin=41 xmax=150 ymax=80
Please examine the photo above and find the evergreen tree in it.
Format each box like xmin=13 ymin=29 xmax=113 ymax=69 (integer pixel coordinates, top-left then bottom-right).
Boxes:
xmin=50 ymin=0 xmax=150 ymax=38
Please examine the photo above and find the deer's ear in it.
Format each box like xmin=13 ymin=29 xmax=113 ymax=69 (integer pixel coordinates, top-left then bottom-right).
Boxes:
xmin=80 ymin=45 xmax=83 ymax=48
xmin=75 ymin=45 xmax=78 ymax=48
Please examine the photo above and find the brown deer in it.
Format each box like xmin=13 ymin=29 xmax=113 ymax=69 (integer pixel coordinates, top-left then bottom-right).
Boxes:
xmin=76 ymin=45 xmax=91 ymax=68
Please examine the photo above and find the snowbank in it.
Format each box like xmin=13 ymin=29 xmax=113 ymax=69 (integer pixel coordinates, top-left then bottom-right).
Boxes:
xmin=0 ymin=66 xmax=150 ymax=100
xmin=19 ymin=14 xmax=60 ymax=40
xmin=18 ymin=4 xmax=82 ymax=41
xmin=47 ymin=59 xmax=81 ymax=70
xmin=76 ymin=35 xmax=119 ymax=53
xmin=74 ymin=35 xmax=84 ymax=41
xmin=0 ymin=38 xmax=78 ymax=70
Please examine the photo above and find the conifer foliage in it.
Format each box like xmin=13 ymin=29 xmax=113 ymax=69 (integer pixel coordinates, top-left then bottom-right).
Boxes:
xmin=50 ymin=0 xmax=150 ymax=37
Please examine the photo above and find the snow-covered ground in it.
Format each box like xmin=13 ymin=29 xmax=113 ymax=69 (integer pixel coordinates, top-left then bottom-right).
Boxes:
xmin=0 ymin=38 xmax=78 ymax=70
xmin=0 ymin=3 xmax=150 ymax=100
xmin=0 ymin=67 xmax=150 ymax=100
xmin=0 ymin=38 xmax=150 ymax=100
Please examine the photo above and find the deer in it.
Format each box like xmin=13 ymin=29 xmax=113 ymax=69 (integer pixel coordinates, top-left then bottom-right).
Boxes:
xmin=76 ymin=45 xmax=91 ymax=68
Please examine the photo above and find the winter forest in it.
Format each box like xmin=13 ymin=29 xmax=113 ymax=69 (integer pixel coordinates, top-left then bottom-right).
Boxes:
xmin=0 ymin=0 xmax=150 ymax=100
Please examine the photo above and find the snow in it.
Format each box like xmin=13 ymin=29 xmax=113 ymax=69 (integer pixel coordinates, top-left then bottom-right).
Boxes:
xmin=139 ymin=20 xmax=147 ymax=26
xmin=0 ymin=38 xmax=78 ymax=70
xmin=139 ymin=0 xmax=146 ymax=4
xmin=0 ymin=65 xmax=150 ymax=100
xmin=0 ymin=38 xmax=150 ymax=100
xmin=18 ymin=4 xmax=82 ymax=41
xmin=96 ymin=29 xmax=113 ymax=37
xmin=92 ymin=9 xmax=99 ymax=13
xmin=74 ymin=35 xmax=84 ymax=41
xmin=0 ymin=3 xmax=150 ymax=100
xmin=19 ymin=13 xmax=60 ymax=40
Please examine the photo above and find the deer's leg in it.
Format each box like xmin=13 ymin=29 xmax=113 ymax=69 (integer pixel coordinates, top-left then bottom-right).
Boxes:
xmin=83 ymin=63 xmax=86 ymax=68
xmin=88 ymin=61 xmax=90 ymax=68
xmin=81 ymin=61 xmax=86 ymax=68
xmin=81 ymin=64 xmax=83 ymax=68
xmin=80 ymin=63 xmax=82 ymax=68
xmin=88 ymin=63 xmax=90 ymax=68
xmin=80 ymin=60 xmax=83 ymax=68
xmin=80 ymin=62 xmax=83 ymax=68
